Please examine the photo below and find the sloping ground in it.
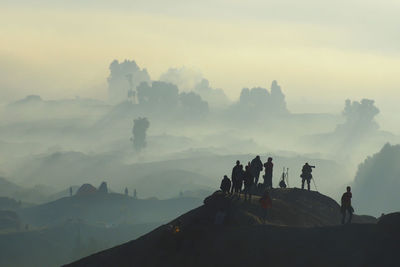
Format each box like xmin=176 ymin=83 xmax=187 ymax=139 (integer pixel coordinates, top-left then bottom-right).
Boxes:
xmin=65 ymin=223 xmax=398 ymax=267
xmin=249 ymin=188 xmax=376 ymax=226
xmin=191 ymin=188 xmax=375 ymax=228
xmin=64 ymin=189 xmax=396 ymax=267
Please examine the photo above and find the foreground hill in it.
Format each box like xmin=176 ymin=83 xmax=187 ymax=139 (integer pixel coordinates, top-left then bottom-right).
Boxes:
xmin=65 ymin=189 xmax=399 ymax=267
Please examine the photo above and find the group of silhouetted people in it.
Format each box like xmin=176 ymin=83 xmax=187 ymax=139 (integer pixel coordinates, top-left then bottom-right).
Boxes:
xmin=220 ymin=156 xmax=275 ymax=201
xmin=219 ymin=156 xmax=355 ymax=224
xmin=221 ymin=156 xmax=320 ymax=197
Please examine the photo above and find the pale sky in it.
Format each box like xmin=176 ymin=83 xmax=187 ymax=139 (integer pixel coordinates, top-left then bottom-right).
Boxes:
xmin=1 ymin=0 xmax=400 ymax=115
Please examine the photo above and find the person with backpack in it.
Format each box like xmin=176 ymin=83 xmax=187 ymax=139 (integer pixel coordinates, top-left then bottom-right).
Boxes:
xmin=250 ymin=155 xmax=263 ymax=186
xmin=341 ymin=186 xmax=354 ymax=224
xmin=259 ymin=190 xmax=272 ymax=221
xmin=300 ymin=162 xmax=315 ymax=191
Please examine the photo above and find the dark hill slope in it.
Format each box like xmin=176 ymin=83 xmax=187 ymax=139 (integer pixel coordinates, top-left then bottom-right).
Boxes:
xmin=66 ymin=223 xmax=397 ymax=267
xmin=64 ymin=189 xmax=395 ymax=267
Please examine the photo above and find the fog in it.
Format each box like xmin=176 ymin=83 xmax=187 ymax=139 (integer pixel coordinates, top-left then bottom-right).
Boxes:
xmin=1 ymin=1 xmax=400 ymax=266
xmin=0 ymin=58 xmax=398 ymax=204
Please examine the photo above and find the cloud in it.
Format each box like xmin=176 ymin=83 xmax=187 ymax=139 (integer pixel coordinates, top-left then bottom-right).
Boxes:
xmin=159 ymin=67 xmax=230 ymax=107
xmin=159 ymin=67 xmax=203 ymax=92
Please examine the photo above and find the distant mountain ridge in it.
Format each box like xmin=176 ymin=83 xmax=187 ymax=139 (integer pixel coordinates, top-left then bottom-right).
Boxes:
xmin=18 ymin=192 xmax=203 ymax=227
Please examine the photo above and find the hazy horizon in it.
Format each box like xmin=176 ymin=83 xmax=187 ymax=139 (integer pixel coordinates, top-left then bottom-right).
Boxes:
xmin=1 ymin=1 xmax=400 ymax=117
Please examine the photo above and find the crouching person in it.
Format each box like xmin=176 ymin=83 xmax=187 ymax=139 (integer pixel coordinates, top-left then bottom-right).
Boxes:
xmin=220 ymin=175 xmax=231 ymax=194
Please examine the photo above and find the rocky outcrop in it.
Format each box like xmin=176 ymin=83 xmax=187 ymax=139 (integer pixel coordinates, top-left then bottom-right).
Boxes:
xmin=98 ymin=182 xmax=108 ymax=194
xmin=76 ymin=184 xmax=97 ymax=195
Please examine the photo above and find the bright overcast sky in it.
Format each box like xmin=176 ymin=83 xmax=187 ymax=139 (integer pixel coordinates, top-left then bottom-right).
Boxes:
xmin=1 ymin=0 xmax=400 ymax=114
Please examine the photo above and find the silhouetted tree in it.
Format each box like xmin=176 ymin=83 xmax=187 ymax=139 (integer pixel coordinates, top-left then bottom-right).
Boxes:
xmin=235 ymin=80 xmax=288 ymax=116
xmin=137 ymin=81 xmax=179 ymax=111
xmin=159 ymin=66 xmax=229 ymax=107
xmin=131 ymin=117 xmax=150 ymax=152
xmin=179 ymin=91 xmax=209 ymax=117
xmin=194 ymin=78 xmax=230 ymax=108
xmin=353 ymin=143 xmax=400 ymax=216
xmin=340 ymin=99 xmax=380 ymax=132
xmin=270 ymin=80 xmax=288 ymax=113
xmin=107 ymin=59 xmax=150 ymax=104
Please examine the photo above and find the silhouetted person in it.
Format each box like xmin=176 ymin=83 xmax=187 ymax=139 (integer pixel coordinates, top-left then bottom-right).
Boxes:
xmin=301 ymin=163 xmax=315 ymax=190
xmin=243 ymin=166 xmax=254 ymax=201
xmin=235 ymin=164 xmax=245 ymax=195
xmin=133 ymin=189 xmax=137 ymax=199
xmin=220 ymin=175 xmax=231 ymax=194
xmin=250 ymin=155 xmax=263 ymax=186
xmin=259 ymin=190 xmax=272 ymax=221
xmin=69 ymin=186 xmax=73 ymax=197
xmin=124 ymin=187 xmax=128 ymax=196
xmin=263 ymin=157 xmax=274 ymax=189
xmin=341 ymin=186 xmax=354 ymax=224
xmin=231 ymin=160 xmax=241 ymax=194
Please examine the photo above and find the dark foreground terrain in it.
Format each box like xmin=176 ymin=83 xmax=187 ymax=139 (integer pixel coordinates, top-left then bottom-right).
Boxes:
xmin=65 ymin=189 xmax=399 ymax=267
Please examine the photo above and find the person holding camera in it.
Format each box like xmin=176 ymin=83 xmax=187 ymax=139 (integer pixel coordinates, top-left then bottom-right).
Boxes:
xmin=300 ymin=162 xmax=315 ymax=191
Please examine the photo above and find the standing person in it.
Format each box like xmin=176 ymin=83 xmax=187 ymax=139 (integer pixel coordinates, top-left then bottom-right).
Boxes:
xmin=341 ymin=186 xmax=354 ymax=224
xmin=231 ymin=160 xmax=241 ymax=194
xmin=300 ymin=163 xmax=315 ymax=191
xmin=250 ymin=155 xmax=263 ymax=186
xmin=220 ymin=175 xmax=231 ymax=194
xmin=243 ymin=165 xmax=254 ymax=201
xmin=263 ymin=157 xmax=274 ymax=189
xmin=235 ymin=164 xmax=245 ymax=196
xmin=259 ymin=190 xmax=272 ymax=221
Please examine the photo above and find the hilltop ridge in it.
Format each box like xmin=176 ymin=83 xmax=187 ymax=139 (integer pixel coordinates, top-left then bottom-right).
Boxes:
xmin=64 ymin=189 xmax=399 ymax=267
